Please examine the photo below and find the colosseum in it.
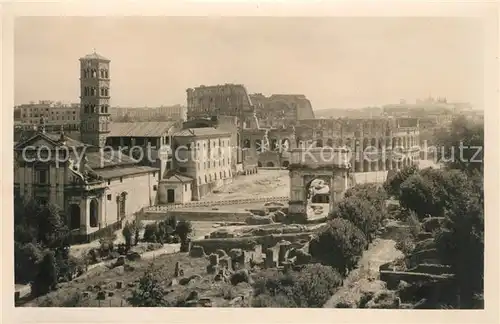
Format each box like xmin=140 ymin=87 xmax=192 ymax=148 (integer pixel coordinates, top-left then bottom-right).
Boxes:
xmin=241 ymin=117 xmax=421 ymax=177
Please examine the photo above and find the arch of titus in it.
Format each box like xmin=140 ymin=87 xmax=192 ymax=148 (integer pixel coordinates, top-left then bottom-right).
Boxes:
xmin=287 ymin=145 xmax=352 ymax=223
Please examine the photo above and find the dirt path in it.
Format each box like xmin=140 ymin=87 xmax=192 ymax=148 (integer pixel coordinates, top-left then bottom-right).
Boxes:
xmin=323 ymin=238 xmax=403 ymax=308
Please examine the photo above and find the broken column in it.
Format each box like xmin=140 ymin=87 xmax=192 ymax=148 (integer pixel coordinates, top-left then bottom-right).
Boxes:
xmin=174 ymin=261 xmax=183 ymax=277
xmin=265 ymin=248 xmax=277 ymax=268
xmin=207 ymin=253 xmax=220 ymax=274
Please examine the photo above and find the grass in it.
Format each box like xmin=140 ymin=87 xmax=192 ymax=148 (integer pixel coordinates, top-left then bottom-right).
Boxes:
xmin=25 ymin=251 xmax=254 ymax=308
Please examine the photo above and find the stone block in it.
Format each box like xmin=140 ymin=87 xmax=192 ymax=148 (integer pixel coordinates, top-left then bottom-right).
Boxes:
xmin=209 ymin=253 xmax=219 ymax=266
xmin=207 ymin=264 xmax=219 ymax=274
xmin=174 ymin=261 xmax=182 ymax=277
xmin=189 ymin=245 xmax=206 ymax=258
xmin=265 ymin=249 xmax=277 ymax=268
xmin=219 ymin=256 xmax=232 ymax=270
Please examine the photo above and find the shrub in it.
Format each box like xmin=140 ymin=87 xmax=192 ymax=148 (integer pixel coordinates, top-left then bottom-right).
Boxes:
xmin=230 ymin=269 xmax=251 ymax=286
xmin=143 ymin=223 xmax=158 ymax=243
xmin=127 ymin=263 xmax=168 ymax=307
xmin=175 ymin=220 xmax=193 ymax=244
xmin=309 ymin=218 xmax=367 ymax=276
xmin=329 ymin=196 xmax=381 ymax=242
xmin=251 ymin=264 xmax=343 ymax=308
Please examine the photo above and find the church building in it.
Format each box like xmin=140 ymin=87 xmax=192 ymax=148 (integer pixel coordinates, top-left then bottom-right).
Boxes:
xmin=14 ymin=52 xmax=160 ymax=243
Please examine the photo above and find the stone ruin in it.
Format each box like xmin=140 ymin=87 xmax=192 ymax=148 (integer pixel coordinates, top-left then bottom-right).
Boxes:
xmin=377 ymin=217 xmax=456 ymax=308
xmin=189 ymin=245 xmax=206 ymax=258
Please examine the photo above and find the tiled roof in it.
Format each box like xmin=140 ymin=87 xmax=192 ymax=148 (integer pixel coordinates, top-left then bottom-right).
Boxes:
xmin=86 ymin=150 xmax=138 ymax=169
xmin=44 ymin=133 xmax=87 ymax=148
xmin=93 ymin=166 xmax=159 ymax=180
xmin=164 ymin=173 xmax=193 ymax=183
xmin=80 ymin=52 xmax=110 ymax=61
xmin=14 ymin=131 xmax=87 ymax=149
xmin=173 ymin=127 xmax=231 ymax=137
xmin=108 ymin=122 xmax=177 ymax=137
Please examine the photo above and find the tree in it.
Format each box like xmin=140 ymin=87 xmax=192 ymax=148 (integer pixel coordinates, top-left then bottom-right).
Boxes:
xmin=14 ymin=242 xmax=44 ymax=284
xmin=127 ymin=263 xmax=168 ymax=307
xmin=399 ymin=168 xmax=476 ymax=220
xmin=122 ymin=221 xmax=133 ymax=251
xmin=309 ymin=218 xmax=367 ymax=276
xmin=32 ymin=251 xmax=58 ymax=296
xmin=383 ymin=165 xmax=418 ymax=198
xmin=434 ymin=174 xmax=484 ymax=308
xmin=435 ymin=115 xmax=483 ymax=175
xmin=14 ymin=199 xmax=72 ymax=288
xmin=329 ymin=196 xmax=381 ymax=242
xmin=344 ymin=183 xmax=387 ymax=207
xmin=174 ymin=220 xmax=193 ymax=244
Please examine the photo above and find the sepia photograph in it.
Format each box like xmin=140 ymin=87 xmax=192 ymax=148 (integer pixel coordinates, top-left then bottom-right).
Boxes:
xmin=4 ymin=4 xmax=497 ymax=318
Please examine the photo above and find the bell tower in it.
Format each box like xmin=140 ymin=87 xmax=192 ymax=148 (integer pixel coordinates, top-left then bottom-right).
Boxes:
xmin=79 ymin=51 xmax=111 ymax=148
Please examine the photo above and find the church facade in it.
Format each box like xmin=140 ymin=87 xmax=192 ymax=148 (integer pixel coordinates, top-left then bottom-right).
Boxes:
xmin=13 ymin=52 xmax=160 ymax=243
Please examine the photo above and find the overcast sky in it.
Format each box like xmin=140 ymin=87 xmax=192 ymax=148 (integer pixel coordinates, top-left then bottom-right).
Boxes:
xmin=15 ymin=17 xmax=484 ymax=109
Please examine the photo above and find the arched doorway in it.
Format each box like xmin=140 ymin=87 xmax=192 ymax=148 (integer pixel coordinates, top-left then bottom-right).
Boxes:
xmin=306 ymin=178 xmax=331 ymax=212
xmin=69 ymin=204 xmax=80 ymax=230
xmin=282 ymin=160 xmax=290 ymax=168
xmin=270 ymin=139 xmax=278 ymax=151
xmin=89 ymin=199 xmax=99 ymax=228
xmin=280 ymin=139 xmax=290 ymax=152
xmin=266 ymin=161 xmax=275 ymax=167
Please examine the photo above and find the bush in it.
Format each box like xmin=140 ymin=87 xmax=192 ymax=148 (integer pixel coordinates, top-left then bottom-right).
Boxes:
xmin=127 ymin=263 xmax=169 ymax=307
xmin=175 ymin=220 xmax=193 ymax=244
xmin=329 ymin=196 xmax=382 ymax=242
xmin=251 ymin=264 xmax=343 ymax=308
xmin=230 ymin=269 xmax=251 ymax=286
xmin=32 ymin=251 xmax=58 ymax=297
xmin=309 ymin=218 xmax=367 ymax=276
xmin=143 ymin=223 xmax=158 ymax=243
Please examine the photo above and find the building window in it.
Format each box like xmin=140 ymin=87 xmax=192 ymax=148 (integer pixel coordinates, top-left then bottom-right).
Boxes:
xmin=120 ymin=177 xmax=123 ymax=183
xmin=153 ymin=185 xmax=158 ymax=191
xmin=89 ymin=199 xmax=99 ymax=227
xmin=184 ymin=184 xmax=187 ymax=191
xmin=107 ymin=194 xmax=112 ymax=201
xmin=37 ymin=169 xmax=48 ymax=184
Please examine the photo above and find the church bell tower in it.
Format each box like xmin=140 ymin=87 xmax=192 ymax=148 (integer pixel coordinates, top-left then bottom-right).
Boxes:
xmin=79 ymin=51 xmax=111 ymax=148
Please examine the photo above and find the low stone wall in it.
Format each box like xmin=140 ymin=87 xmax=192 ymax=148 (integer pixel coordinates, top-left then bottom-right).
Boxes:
xmin=379 ymin=270 xmax=454 ymax=290
xmin=146 ymin=196 xmax=289 ymax=212
xmin=141 ymin=209 xmax=254 ymax=222
xmin=407 ymin=264 xmax=452 ymax=276
xmin=409 ymin=249 xmax=441 ymax=268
